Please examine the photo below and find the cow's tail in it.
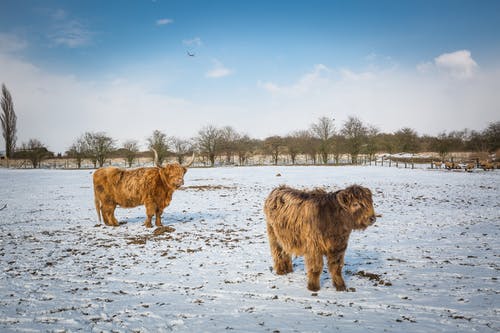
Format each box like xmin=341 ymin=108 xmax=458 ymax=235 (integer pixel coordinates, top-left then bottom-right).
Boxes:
xmin=94 ymin=191 xmax=102 ymax=223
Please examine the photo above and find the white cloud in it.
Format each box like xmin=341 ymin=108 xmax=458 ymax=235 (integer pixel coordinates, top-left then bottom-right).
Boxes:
xmin=47 ymin=10 xmax=92 ymax=48
xmin=258 ymin=61 xmax=499 ymax=137
xmin=339 ymin=68 xmax=375 ymax=81
xmin=298 ymin=64 xmax=330 ymax=87
xmin=1 ymin=45 xmax=497 ymax=154
xmin=183 ymin=37 xmax=202 ymax=46
xmin=205 ymin=59 xmax=232 ymax=78
xmin=0 ymin=52 xmax=194 ymax=153
xmin=257 ymin=81 xmax=280 ymax=93
xmin=45 ymin=9 xmax=93 ymax=48
xmin=418 ymin=50 xmax=478 ymax=79
xmin=435 ymin=50 xmax=478 ymax=79
xmin=416 ymin=61 xmax=433 ymax=74
xmin=156 ymin=18 xmax=174 ymax=26
xmin=259 ymin=64 xmax=331 ymax=95
xmin=259 ymin=64 xmax=377 ymax=95
xmin=49 ymin=20 xmax=92 ymax=48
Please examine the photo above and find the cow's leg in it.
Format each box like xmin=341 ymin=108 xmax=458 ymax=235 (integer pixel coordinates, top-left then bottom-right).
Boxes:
xmin=155 ymin=208 xmax=163 ymax=227
xmin=305 ymin=253 xmax=323 ymax=291
xmin=97 ymin=195 xmax=111 ymax=226
xmin=99 ymin=203 xmax=110 ymax=226
xmin=266 ymin=223 xmax=293 ymax=275
xmin=327 ymin=250 xmax=347 ymax=291
xmin=102 ymin=204 xmax=119 ymax=227
xmin=144 ymin=201 xmax=156 ymax=228
xmin=109 ymin=207 xmax=119 ymax=226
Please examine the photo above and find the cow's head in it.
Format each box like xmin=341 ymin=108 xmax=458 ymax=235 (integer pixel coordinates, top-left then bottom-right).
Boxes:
xmin=336 ymin=185 xmax=377 ymax=230
xmin=158 ymin=154 xmax=195 ymax=190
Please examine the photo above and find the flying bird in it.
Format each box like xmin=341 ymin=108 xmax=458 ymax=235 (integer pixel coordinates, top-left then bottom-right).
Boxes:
xmin=187 ymin=51 xmax=195 ymax=57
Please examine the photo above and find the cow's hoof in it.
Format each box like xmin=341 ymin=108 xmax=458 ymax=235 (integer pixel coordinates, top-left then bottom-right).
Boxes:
xmin=307 ymin=283 xmax=320 ymax=292
xmin=335 ymin=284 xmax=347 ymax=292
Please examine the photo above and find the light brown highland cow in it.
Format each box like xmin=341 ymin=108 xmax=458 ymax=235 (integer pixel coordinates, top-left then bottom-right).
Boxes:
xmin=93 ymin=151 xmax=194 ymax=228
xmin=264 ymin=184 xmax=377 ymax=291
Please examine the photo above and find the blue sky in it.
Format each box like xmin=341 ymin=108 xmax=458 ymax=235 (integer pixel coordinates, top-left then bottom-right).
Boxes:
xmin=1 ymin=0 xmax=499 ymax=153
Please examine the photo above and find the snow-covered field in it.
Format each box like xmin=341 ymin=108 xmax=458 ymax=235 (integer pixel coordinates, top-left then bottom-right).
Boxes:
xmin=0 ymin=165 xmax=498 ymax=332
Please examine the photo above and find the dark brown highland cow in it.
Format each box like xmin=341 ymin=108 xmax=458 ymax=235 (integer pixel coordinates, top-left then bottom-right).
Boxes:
xmin=264 ymin=185 xmax=377 ymax=291
xmin=93 ymin=151 xmax=194 ymax=228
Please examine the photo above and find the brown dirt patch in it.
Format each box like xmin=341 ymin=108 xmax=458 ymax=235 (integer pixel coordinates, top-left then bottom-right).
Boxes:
xmin=126 ymin=226 xmax=176 ymax=245
xmin=153 ymin=226 xmax=176 ymax=235
xmin=355 ymin=270 xmax=392 ymax=286
xmin=181 ymin=185 xmax=236 ymax=191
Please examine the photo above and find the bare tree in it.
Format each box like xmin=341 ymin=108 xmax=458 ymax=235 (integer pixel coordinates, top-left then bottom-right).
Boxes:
xmin=293 ymin=130 xmax=318 ymax=164
xmin=341 ymin=116 xmax=368 ymax=164
xmin=147 ymin=130 xmax=169 ymax=166
xmin=331 ymin=134 xmax=346 ymax=165
xmin=394 ymin=127 xmax=420 ymax=154
xmin=365 ymin=125 xmax=380 ymax=164
xmin=264 ymin=136 xmax=284 ymax=165
xmin=18 ymin=139 xmax=52 ymax=168
xmin=466 ymin=130 xmax=488 ymax=153
xmin=234 ymin=134 xmax=255 ymax=165
xmin=310 ymin=116 xmax=335 ymax=164
xmin=284 ymin=131 xmax=307 ymax=165
xmin=430 ymin=132 xmax=452 ymax=161
xmin=67 ymin=135 xmax=88 ymax=169
xmin=377 ymin=133 xmax=396 ymax=154
xmin=219 ymin=126 xmax=240 ymax=164
xmin=123 ymin=140 xmax=140 ymax=167
xmin=169 ymin=136 xmax=192 ymax=164
xmin=1 ymin=84 xmax=17 ymax=160
xmin=84 ymin=132 xmax=115 ymax=168
xmin=483 ymin=121 xmax=500 ymax=153
xmin=196 ymin=125 xmax=222 ymax=167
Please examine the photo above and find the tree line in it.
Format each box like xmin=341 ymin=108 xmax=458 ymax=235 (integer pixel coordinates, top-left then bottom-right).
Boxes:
xmin=13 ymin=118 xmax=500 ymax=169
xmin=1 ymin=84 xmax=499 ymax=168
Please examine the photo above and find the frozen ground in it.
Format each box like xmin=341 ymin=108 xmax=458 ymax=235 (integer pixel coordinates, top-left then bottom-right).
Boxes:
xmin=0 ymin=165 xmax=498 ymax=332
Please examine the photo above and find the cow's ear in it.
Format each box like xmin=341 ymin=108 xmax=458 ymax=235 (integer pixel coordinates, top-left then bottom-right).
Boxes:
xmin=358 ymin=186 xmax=372 ymax=199
xmin=337 ymin=190 xmax=351 ymax=211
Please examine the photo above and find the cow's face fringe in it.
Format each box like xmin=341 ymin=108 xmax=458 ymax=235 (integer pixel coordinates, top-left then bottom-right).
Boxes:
xmin=160 ymin=164 xmax=187 ymax=189
xmin=337 ymin=185 xmax=376 ymax=230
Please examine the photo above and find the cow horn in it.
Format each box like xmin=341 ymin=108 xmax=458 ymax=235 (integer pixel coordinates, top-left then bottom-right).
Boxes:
xmin=184 ymin=152 xmax=195 ymax=168
xmin=151 ymin=148 xmax=160 ymax=167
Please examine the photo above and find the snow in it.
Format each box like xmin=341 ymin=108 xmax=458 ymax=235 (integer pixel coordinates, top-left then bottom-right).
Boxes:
xmin=0 ymin=165 xmax=498 ymax=332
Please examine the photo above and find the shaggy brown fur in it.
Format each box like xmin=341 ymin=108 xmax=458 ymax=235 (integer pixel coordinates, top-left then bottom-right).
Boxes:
xmin=93 ymin=158 xmax=192 ymax=228
xmin=264 ymin=184 xmax=377 ymax=291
